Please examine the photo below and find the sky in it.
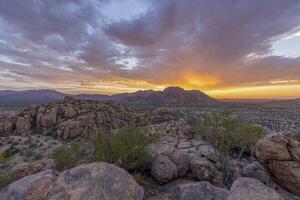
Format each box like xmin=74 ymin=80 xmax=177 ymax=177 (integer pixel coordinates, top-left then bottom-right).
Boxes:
xmin=0 ymin=0 xmax=300 ymax=99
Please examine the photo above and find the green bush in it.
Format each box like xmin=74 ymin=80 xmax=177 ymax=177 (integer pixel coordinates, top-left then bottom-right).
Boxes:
xmin=91 ymin=126 xmax=159 ymax=173
xmin=0 ymin=173 xmax=14 ymax=190
xmin=51 ymin=143 xmax=83 ymax=171
xmin=0 ymin=154 xmax=11 ymax=165
xmin=201 ymin=110 xmax=263 ymax=158
xmin=200 ymin=110 xmax=263 ymax=187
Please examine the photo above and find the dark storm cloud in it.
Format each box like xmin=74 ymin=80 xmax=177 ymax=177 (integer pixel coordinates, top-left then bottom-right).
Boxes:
xmin=0 ymin=0 xmax=300 ymax=92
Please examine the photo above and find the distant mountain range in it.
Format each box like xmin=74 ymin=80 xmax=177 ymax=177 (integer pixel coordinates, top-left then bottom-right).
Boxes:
xmin=0 ymin=87 xmax=219 ymax=107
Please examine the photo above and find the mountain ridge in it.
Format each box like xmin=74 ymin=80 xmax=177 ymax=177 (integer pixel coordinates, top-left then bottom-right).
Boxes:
xmin=0 ymin=87 xmax=218 ymax=107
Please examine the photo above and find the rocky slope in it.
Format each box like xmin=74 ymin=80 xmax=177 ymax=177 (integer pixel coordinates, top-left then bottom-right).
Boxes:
xmin=1 ymin=97 xmax=300 ymax=199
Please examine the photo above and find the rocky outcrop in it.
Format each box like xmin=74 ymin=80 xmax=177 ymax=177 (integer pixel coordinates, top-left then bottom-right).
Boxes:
xmin=0 ymin=97 xmax=139 ymax=139
xmin=256 ymin=133 xmax=300 ymax=196
xmin=0 ymin=162 xmax=144 ymax=200
xmin=228 ymin=177 xmax=283 ymax=200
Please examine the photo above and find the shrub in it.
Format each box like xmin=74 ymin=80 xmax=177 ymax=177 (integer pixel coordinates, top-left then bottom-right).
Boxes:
xmin=200 ymin=110 xmax=263 ymax=187
xmin=91 ymin=126 xmax=159 ymax=173
xmin=201 ymin=110 xmax=263 ymax=158
xmin=51 ymin=143 xmax=83 ymax=171
xmin=0 ymin=154 xmax=11 ymax=165
xmin=235 ymin=124 xmax=263 ymax=159
xmin=0 ymin=173 xmax=14 ymax=190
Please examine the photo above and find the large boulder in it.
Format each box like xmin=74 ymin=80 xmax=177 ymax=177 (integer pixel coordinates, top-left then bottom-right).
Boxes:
xmin=242 ymin=162 xmax=271 ymax=185
xmin=268 ymin=160 xmax=300 ymax=195
xmin=48 ymin=162 xmax=144 ymax=200
xmin=256 ymin=133 xmax=300 ymax=196
xmin=63 ymin=105 xmax=77 ymax=118
xmin=287 ymin=137 xmax=300 ymax=163
xmin=190 ymin=156 xmax=215 ymax=182
xmin=171 ymin=151 xmax=190 ymax=177
xmin=256 ymin=134 xmax=291 ymax=163
xmin=0 ymin=170 xmax=57 ymax=200
xmin=228 ymin=177 xmax=283 ymax=200
xmin=178 ymin=182 xmax=228 ymax=200
xmin=151 ymin=155 xmax=177 ymax=184
xmin=0 ymin=162 xmax=144 ymax=200
xmin=15 ymin=116 xmax=32 ymax=134
xmin=11 ymin=163 xmax=44 ymax=180
xmin=62 ymin=121 xmax=81 ymax=139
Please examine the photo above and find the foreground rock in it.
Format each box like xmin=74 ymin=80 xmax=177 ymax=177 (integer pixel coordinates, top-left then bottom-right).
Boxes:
xmin=228 ymin=177 xmax=283 ymax=200
xmin=0 ymin=170 xmax=57 ymax=200
xmin=0 ymin=162 xmax=144 ymax=200
xmin=256 ymin=133 xmax=300 ymax=196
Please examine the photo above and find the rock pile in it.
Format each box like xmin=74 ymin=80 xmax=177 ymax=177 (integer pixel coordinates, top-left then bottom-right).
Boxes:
xmin=149 ymin=120 xmax=223 ymax=187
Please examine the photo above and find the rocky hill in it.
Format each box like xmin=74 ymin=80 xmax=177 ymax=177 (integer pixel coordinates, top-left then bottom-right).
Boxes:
xmin=0 ymin=97 xmax=179 ymax=140
xmin=120 ymin=87 xmax=219 ymax=106
xmin=0 ymin=97 xmax=139 ymax=140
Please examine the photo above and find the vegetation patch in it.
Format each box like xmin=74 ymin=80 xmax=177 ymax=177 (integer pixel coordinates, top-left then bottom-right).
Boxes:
xmin=193 ymin=110 xmax=263 ymax=187
xmin=91 ymin=126 xmax=159 ymax=173
xmin=51 ymin=126 xmax=159 ymax=174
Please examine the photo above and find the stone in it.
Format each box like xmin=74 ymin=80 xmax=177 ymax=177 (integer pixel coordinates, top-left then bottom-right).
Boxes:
xmin=268 ymin=160 xmax=300 ymax=196
xmin=190 ymin=157 xmax=215 ymax=182
xmin=151 ymin=155 xmax=177 ymax=184
xmin=64 ymin=105 xmax=77 ymax=118
xmin=49 ymin=162 xmax=144 ymax=200
xmin=255 ymin=133 xmax=300 ymax=196
xmin=256 ymin=133 xmax=291 ymax=163
xmin=38 ymin=111 xmax=57 ymax=131
xmin=197 ymin=144 xmax=217 ymax=162
xmin=242 ymin=162 xmax=271 ymax=185
xmin=228 ymin=177 xmax=283 ymax=200
xmin=149 ymin=140 xmax=176 ymax=158
xmin=63 ymin=121 xmax=81 ymax=139
xmin=11 ymin=163 xmax=43 ymax=179
xmin=287 ymin=138 xmax=300 ymax=163
xmin=178 ymin=182 xmax=228 ymax=200
xmin=0 ymin=170 xmax=57 ymax=200
xmin=15 ymin=116 xmax=32 ymax=134
xmin=171 ymin=151 xmax=190 ymax=177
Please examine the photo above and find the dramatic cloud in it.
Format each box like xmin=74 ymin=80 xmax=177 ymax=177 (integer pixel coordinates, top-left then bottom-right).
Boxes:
xmin=0 ymin=0 xmax=300 ymax=97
